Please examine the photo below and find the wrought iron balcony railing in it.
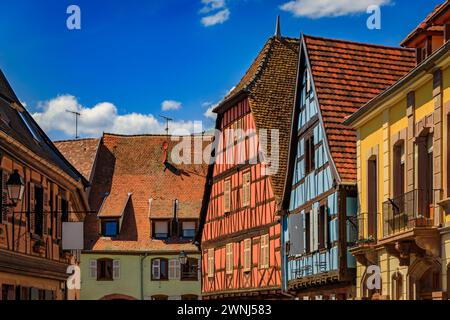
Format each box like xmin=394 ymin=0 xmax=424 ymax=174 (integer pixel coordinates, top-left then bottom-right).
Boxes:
xmin=356 ymin=212 xmax=380 ymax=244
xmin=382 ymin=189 xmax=436 ymax=238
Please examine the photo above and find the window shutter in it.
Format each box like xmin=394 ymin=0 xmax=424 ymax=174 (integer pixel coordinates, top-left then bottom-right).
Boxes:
xmin=169 ymin=259 xmax=180 ymax=280
xmin=260 ymin=234 xmax=269 ymax=269
xmin=29 ymin=183 xmax=35 ymax=233
xmin=226 ymin=243 xmax=233 ymax=275
xmin=97 ymin=260 xmax=102 ymax=280
xmin=313 ymin=207 xmax=319 ymax=252
xmin=43 ymin=189 xmax=49 ymax=235
xmin=113 ymin=260 xmax=120 ymax=280
xmin=242 ymin=172 xmax=250 ymax=207
xmin=207 ymin=249 xmax=214 ymax=278
xmin=224 ymin=180 xmax=231 ymax=213
xmin=89 ymin=260 xmax=97 ymax=278
xmin=243 ymin=239 xmax=252 ymax=272
xmin=197 ymin=258 xmax=202 ymax=281
xmin=56 ymin=195 xmax=62 ymax=239
xmin=1 ymin=171 xmax=9 ymax=223
xmin=152 ymin=259 xmax=160 ymax=280
xmin=309 ymin=209 xmax=314 ymax=253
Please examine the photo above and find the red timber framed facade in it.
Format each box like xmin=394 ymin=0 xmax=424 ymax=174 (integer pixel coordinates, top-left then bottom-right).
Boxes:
xmin=196 ymin=33 xmax=299 ymax=299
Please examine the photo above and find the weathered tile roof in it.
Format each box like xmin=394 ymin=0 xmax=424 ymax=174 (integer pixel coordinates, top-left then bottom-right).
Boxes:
xmin=0 ymin=69 xmax=88 ymax=186
xmin=97 ymin=192 xmax=131 ymax=218
xmin=84 ymin=133 xmax=210 ymax=252
xmin=304 ymin=35 xmax=416 ymax=182
xmin=54 ymin=138 xmax=100 ymax=181
xmin=215 ymin=36 xmax=300 ymax=203
xmin=401 ymin=1 xmax=449 ymax=47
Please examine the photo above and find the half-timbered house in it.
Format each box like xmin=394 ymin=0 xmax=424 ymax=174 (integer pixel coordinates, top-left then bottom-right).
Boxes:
xmin=196 ymin=27 xmax=299 ymax=299
xmin=0 ymin=70 xmax=90 ymax=300
xmin=281 ymin=35 xmax=416 ymax=300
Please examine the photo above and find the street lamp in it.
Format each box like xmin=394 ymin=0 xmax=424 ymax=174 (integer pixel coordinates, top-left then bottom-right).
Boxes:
xmin=6 ymin=170 xmax=25 ymax=207
xmin=179 ymin=250 xmax=188 ymax=265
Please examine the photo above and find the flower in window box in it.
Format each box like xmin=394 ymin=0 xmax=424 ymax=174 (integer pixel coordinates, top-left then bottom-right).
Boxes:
xmin=33 ymin=239 xmax=46 ymax=255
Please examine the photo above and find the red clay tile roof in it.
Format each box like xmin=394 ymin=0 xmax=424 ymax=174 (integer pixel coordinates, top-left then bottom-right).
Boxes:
xmin=149 ymin=199 xmax=200 ymax=219
xmin=54 ymin=138 xmax=100 ymax=181
xmin=98 ymin=192 xmax=131 ymax=218
xmin=85 ymin=133 xmax=210 ymax=252
xmin=214 ymin=36 xmax=299 ymax=202
xmin=401 ymin=1 xmax=449 ymax=47
xmin=304 ymin=35 xmax=416 ymax=182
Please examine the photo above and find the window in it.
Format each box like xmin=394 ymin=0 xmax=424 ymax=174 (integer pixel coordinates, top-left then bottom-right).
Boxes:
xmin=318 ymin=205 xmax=327 ymax=250
xmin=169 ymin=259 xmax=180 ymax=280
xmin=259 ymin=235 xmax=269 ymax=269
xmin=34 ymin=186 xmax=44 ymax=236
xmin=153 ymin=221 xmax=169 ymax=239
xmin=181 ymin=258 xmax=199 ymax=281
xmin=89 ymin=260 xmax=97 ymax=278
xmin=367 ymin=157 xmax=378 ymax=239
xmin=226 ymin=243 xmax=233 ymax=275
xmin=243 ymin=239 xmax=252 ymax=272
xmin=102 ymin=220 xmax=119 ymax=237
xmin=393 ymin=142 xmax=405 ymax=200
xmin=182 ymin=221 xmax=196 ymax=238
xmin=97 ymin=258 xmax=113 ymax=281
xmin=207 ymin=248 xmax=214 ymax=278
xmin=152 ymin=258 xmax=168 ymax=280
xmin=1 ymin=284 xmax=15 ymax=300
xmin=305 ymin=211 xmax=311 ymax=254
xmin=18 ymin=111 xmax=40 ymax=141
xmin=113 ymin=260 xmax=120 ymax=279
xmin=304 ymin=135 xmax=315 ymax=174
xmin=242 ymin=172 xmax=251 ymax=207
xmin=224 ymin=179 xmax=231 ymax=213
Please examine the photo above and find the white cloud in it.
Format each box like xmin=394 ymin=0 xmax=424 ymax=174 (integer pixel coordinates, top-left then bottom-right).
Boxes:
xmin=200 ymin=0 xmax=226 ymax=14
xmin=32 ymin=95 xmax=201 ymax=138
xmin=203 ymin=102 xmax=218 ymax=120
xmin=161 ymin=100 xmax=182 ymax=111
xmin=201 ymin=8 xmax=230 ymax=27
xmin=280 ymin=0 xmax=391 ymax=19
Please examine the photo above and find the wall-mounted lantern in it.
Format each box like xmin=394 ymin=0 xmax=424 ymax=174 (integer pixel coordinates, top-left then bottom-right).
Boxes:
xmin=6 ymin=169 xmax=25 ymax=207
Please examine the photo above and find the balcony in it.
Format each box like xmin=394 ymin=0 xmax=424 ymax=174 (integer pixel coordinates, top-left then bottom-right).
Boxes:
xmin=356 ymin=213 xmax=380 ymax=244
xmin=382 ymin=189 xmax=436 ymax=238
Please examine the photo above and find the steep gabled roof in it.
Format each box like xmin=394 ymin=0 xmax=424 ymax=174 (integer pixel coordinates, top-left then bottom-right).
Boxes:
xmin=84 ymin=133 xmax=210 ymax=252
xmin=214 ymin=36 xmax=300 ymax=202
xmin=401 ymin=1 xmax=450 ymax=47
xmin=0 ymin=69 xmax=88 ymax=187
xmin=54 ymin=138 xmax=101 ymax=182
xmin=303 ymin=35 xmax=416 ymax=182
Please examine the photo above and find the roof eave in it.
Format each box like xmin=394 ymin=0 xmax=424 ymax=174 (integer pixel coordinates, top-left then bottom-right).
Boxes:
xmin=344 ymin=40 xmax=450 ymax=128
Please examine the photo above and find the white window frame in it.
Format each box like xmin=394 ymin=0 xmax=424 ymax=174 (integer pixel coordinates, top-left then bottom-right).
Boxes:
xmin=226 ymin=243 xmax=233 ymax=275
xmin=243 ymin=239 xmax=252 ymax=272
xmin=152 ymin=259 xmax=161 ymax=280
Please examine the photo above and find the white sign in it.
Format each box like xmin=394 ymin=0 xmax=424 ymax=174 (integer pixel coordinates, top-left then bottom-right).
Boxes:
xmin=62 ymin=222 xmax=84 ymax=250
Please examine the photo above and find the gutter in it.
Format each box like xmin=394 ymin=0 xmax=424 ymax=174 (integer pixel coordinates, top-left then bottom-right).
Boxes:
xmin=140 ymin=253 xmax=149 ymax=300
xmin=344 ymin=39 xmax=450 ymax=127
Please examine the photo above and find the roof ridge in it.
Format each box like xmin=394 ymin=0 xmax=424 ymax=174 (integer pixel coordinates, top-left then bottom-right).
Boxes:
xmin=54 ymin=137 xmax=100 ymax=143
xmin=102 ymin=132 xmax=211 ymax=138
xmin=303 ymin=34 xmax=415 ymax=52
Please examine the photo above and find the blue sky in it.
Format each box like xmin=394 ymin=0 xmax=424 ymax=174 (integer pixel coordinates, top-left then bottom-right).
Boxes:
xmin=0 ymin=0 xmax=443 ymax=140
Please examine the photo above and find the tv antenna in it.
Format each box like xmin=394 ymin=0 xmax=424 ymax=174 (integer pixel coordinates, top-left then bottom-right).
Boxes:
xmin=159 ymin=115 xmax=173 ymax=135
xmin=66 ymin=110 xmax=81 ymax=139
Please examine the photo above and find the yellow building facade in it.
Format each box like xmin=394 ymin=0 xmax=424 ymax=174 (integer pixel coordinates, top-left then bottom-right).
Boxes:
xmin=346 ymin=34 xmax=450 ymax=299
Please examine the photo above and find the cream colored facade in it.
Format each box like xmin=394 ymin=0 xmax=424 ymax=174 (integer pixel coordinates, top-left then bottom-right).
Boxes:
xmin=346 ymin=44 xmax=450 ymax=300
xmin=80 ymin=252 xmax=201 ymax=300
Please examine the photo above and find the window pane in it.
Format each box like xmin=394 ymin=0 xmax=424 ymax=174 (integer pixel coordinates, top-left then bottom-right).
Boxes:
xmin=104 ymin=221 xmax=118 ymax=237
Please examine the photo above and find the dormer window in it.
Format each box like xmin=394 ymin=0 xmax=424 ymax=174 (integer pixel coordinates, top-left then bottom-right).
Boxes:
xmin=153 ymin=220 xmax=169 ymax=239
xmin=182 ymin=221 xmax=196 ymax=239
xmin=17 ymin=111 xmax=40 ymax=141
xmin=101 ymin=220 xmax=119 ymax=237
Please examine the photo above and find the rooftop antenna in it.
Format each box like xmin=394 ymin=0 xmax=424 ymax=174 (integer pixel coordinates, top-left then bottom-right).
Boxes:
xmin=66 ymin=110 xmax=81 ymax=139
xmin=159 ymin=115 xmax=173 ymax=136
xmin=275 ymin=15 xmax=281 ymax=38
